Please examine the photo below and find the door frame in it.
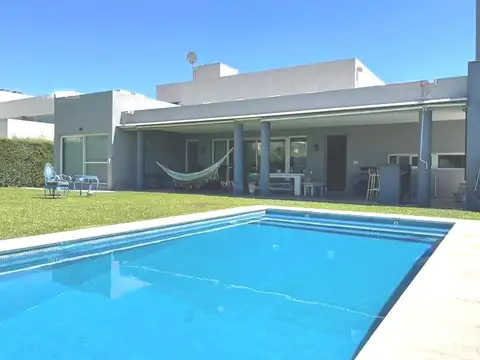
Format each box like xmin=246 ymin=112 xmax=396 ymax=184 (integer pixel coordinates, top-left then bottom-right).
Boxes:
xmin=60 ymin=133 xmax=109 ymax=185
xmin=210 ymin=136 xmax=308 ymax=174
xmin=185 ymin=139 xmax=199 ymax=172
xmin=324 ymin=134 xmax=348 ymax=192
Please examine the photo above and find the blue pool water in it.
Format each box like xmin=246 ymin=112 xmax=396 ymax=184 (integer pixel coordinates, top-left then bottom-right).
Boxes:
xmin=0 ymin=210 xmax=452 ymax=360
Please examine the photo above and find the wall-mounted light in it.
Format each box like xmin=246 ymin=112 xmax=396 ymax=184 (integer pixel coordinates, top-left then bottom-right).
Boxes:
xmin=313 ymin=143 xmax=319 ymax=152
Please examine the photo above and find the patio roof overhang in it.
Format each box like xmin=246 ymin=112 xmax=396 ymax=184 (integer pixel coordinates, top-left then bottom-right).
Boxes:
xmin=118 ymin=98 xmax=466 ymax=133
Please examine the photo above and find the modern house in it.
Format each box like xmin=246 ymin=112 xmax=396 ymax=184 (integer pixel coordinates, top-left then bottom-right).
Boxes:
xmin=0 ymin=90 xmax=81 ymax=140
xmin=53 ymin=58 xmax=475 ymax=209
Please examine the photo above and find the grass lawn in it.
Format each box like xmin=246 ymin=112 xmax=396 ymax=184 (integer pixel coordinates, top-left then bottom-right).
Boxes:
xmin=1 ymin=188 xmax=479 ymax=240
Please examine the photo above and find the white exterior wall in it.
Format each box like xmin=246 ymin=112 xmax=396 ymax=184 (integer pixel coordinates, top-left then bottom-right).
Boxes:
xmin=156 ymin=59 xmax=360 ymax=105
xmin=130 ymin=76 xmax=467 ymax=125
xmin=0 ymin=90 xmax=33 ymax=102
xmin=0 ymin=95 xmax=55 ymax=118
xmin=0 ymin=92 xmax=83 ymax=120
xmin=114 ymin=90 xmax=178 ymax=127
xmin=0 ymin=119 xmax=7 ymax=137
xmin=113 ymin=90 xmax=178 ymax=114
xmin=194 ymin=63 xmax=239 ymax=81
xmin=355 ymin=59 xmax=385 ymax=87
xmin=0 ymin=119 xmax=54 ymax=140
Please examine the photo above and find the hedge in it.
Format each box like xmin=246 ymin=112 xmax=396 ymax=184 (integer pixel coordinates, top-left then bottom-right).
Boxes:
xmin=0 ymin=138 xmax=54 ymax=187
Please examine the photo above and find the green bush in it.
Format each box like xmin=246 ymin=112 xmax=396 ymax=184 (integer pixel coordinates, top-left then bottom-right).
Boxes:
xmin=0 ymin=138 xmax=54 ymax=187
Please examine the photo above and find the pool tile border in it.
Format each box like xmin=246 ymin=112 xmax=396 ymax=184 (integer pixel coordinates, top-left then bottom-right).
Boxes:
xmin=2 ymin=205 xmax=480 ymax=360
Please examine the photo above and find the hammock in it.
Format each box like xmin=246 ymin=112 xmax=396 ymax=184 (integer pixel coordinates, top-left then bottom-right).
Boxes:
xmin=156 ymin=148 xmax=233 ymax=183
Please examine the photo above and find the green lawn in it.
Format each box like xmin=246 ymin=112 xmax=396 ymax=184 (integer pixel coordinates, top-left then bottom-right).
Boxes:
xmin=1 ymin=188 xmax=479 ymax=240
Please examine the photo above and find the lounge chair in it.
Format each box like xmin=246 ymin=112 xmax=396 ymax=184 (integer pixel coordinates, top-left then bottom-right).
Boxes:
xmin=44 ymin=163 xmax=72 ymax=199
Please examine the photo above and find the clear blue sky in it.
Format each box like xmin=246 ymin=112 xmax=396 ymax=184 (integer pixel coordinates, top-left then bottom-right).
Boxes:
xmin=0 ymin=0 xmax=474 ymax=98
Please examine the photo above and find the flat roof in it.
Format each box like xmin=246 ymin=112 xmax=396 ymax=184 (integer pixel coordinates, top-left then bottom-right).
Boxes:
xmin=120 ymin=98 xmax=466 ymax=129
xmin=122 ymin=76 xmax=467 ymax=128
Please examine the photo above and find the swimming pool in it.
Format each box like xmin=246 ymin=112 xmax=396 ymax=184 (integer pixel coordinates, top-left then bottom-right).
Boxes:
xmin=0 ymin=209 xmax=453 ymax=360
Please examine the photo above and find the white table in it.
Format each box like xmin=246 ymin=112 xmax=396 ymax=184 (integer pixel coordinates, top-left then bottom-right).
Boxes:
xmin=303 ymin=182 xmax=325 ymax=197
xmin=73 ymin=175 xmax=100 ymax=196
xmin=269 ymin=173 xmax=304 ymax=196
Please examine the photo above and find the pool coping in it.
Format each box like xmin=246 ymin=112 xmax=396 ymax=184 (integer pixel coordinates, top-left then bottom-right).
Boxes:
xmin=1 ymin=205 xmax=480 ymax=360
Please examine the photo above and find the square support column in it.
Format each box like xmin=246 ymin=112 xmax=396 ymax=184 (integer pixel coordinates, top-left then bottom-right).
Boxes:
xmin=466 ymin=61 xmax=480 ymax=210
xmin=233 ymin=123 xmax=244 ymax=195
xmin=416 ymin=109 xmax=432 ymax=208
xmin=136 ymin=130 xmax=145 ymax=190
xmin=260 ymin=121 xmax=271 ymax=196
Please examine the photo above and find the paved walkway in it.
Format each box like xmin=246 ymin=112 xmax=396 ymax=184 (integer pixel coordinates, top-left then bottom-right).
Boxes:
xmin=356 ymin=219 xmax=480 ymax=360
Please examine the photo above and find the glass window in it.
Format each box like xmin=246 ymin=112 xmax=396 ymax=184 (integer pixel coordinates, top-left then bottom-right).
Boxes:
xmin=438 ymin=154 xmax=466 ymax=169
xmin=85 ymin=135 xmax=108 ymax=162
xmin=388 ymin=155 xmax=397 ymax=164
xmin=62 ymin=137 xmax=83 ymax=177
xmin=290 ymin=138 xmax=307 ymax=174
xmin=244 ymin=140 xmax=259 ymax=173
xmin=213 ymin=140 xmax=227 ymax=163
xmin=228 ymin=140 xmax=234 ymax=166
xmin=269 ymin=140 xmax=286 ymax=173
xmin=257 ymin=140 xmax=286 ymax=173
xmin=411 ymin=156 xmax=419 ymax=167
xmin=85 ymin=163 xmax=108 ymax=183
xmin=398 ymin=156 xmax=410 ymax=165
xmin=388 ymin=154 xmax=419 ymax=167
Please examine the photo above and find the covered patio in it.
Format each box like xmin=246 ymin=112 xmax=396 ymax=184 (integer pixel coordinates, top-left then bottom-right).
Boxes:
xmin=123 ymin=100 xmax=466 ymax=209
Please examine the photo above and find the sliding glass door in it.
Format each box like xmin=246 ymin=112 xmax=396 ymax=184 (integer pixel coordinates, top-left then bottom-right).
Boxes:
xmin=62 ymin=134 xmax=109 ymax=184
xmin=289 ymin=137 xmax=307 ymax=174
xmin=211 ymin=137 xmax=307 ymax=183
xmin=243 ymin=140 xmax=259 ymax=173
xmin=212 ymin=139 xmax=234 ymax=181
xmin=261 ymin=140 xmax=286 ymax=173
xmin=62 ymin=137 xmax=83 ymax=178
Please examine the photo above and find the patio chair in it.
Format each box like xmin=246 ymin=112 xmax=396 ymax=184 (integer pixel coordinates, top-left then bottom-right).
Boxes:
xmin=366 ymin=168 xmax=380 ymax=200
xmin=44 ymin=163 xmax=72 ymax=199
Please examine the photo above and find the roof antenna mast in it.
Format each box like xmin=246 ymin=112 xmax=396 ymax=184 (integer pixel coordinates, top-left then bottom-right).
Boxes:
xmin=186 ymin=52 xmax=198 ymax=80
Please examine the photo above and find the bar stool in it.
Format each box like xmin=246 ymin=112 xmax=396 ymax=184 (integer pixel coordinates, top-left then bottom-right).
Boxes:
xmin=366 ymin=168 xmax=380 ymax=200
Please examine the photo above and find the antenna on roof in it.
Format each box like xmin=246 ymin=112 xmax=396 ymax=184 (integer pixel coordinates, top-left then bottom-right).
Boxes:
xmin=186 ymin=51 xmax=198 ymax=80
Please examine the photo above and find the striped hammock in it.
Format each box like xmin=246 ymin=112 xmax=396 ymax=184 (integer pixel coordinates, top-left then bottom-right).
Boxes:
xmin=156 ymin=148 xmax=233 ymax=182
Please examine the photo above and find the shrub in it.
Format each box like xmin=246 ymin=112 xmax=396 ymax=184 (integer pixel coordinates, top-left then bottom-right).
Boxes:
xmin=0 ymin=137 xmax=54 ymax=187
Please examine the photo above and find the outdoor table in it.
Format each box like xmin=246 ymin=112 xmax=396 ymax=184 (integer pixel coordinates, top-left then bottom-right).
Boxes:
xmin=73 ymin=175 xmax=100 ymax=196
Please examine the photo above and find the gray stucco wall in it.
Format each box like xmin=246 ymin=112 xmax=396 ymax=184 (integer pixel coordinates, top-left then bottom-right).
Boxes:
xmin=184 ymin=120 xmax=465 ymax=197
xmin=54 ymin=92 xmax=114 ymax=183
xmin=143 ymin=130 xmax=186 ymax=188
xmin=110 ymin=128 xmax=137 ymax=189
xmin=54 ymin=90 xmax=464 ymax=197
xmin=54 ymin=91 xmax=180 ymax=190
xmin=0 ymin=119 xmax=8 ymax=137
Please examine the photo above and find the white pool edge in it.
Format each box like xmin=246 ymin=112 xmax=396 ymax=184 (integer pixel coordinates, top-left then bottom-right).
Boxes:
xmin=1 ymin=205 xmax=479 ymax=360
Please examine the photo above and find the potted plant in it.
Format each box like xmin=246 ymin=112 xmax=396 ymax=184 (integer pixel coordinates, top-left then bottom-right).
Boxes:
xmin=247 ymin=168 xmax=258 ymax=195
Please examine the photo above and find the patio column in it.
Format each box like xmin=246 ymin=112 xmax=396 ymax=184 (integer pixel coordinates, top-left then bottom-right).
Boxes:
xmin=466 ymin=61 xmax=480 ymax=210
xmin=136 ymin=130 xmax=144 ymax=190
xmin=233 ymin=123 xmax=244 ymax=195
xmin=260 ymin=121 xmax=271 ymax=196
xmin=477 ymin=0 xmax=480 ymax=61
xmin=417 ymin=109 xmax=432 ymax=208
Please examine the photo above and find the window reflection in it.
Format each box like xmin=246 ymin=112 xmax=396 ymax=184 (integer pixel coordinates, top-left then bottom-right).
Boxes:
xmin=290 ymin=138 xmax=307 ymax=173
